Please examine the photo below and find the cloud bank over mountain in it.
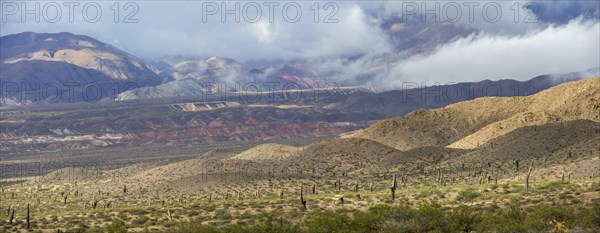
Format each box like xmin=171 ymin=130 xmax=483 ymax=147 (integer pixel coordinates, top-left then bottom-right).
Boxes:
xmin=1 ymin=0 xmax=598 ymax=86
xmin=372 ymin=19 xmax=600 ymax=88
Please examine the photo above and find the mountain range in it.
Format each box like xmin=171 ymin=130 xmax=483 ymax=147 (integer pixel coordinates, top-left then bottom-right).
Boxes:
xmin=1 ymin=28 xmax=598 ymax=107
xmin=0 ymin=32 xmax=165 ymax=105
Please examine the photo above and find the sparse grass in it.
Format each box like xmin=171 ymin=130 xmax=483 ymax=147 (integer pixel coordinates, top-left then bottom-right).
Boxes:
xmin=2 ymin=160 xmax=598 ymax=232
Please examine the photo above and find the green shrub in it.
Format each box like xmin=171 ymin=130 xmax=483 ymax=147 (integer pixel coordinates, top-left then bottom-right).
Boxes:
xmin=575 ymin=204 xmax=600 ymax=228
xmin=447 ymin=205 xmax=481 ymax=232
xmin=86 ymin=228 xmax=103 ymax=233
xmin=381 ymin=205 xmax=417 ymax=222
xmin=523 ymin=205 xmax=575 ymax=231
xmin=166 ymin=223 xmax=221 ymax=233
xmin=349 ymin=209 xmax=384 ymax=232
xmin=107 ymin=219 xmax=127 ymax=233
xmin=415 ymin=202 xmax=449 ymax=232
xmin=165 ymin=201 xmax=599 ymax=233
xmin=302 ymin=210 xmax=352 ymax=233
xmin=131 ymin=215 xmax=149 ymax=226
xmin=455 ymin=188 xmax=480 ymax=202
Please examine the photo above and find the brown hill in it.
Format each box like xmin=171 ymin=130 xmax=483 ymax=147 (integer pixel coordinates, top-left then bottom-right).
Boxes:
xmin=232 ymin=143 xmax=301 ymax=161
xmin=283 ymin=138 xmax=406 ymax=174
xmin=448 ymin=120 xmax=600 ymax=163
xmin=450 ymin=78 xmax=600 ymax=149
xmin=353 ymin=78 xmax=600 ymax=150
xmin=435 ymin=120 xmax=600 ymax=182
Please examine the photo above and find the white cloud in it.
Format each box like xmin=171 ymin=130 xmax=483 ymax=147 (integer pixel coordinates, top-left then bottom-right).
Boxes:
xmin=250 ymin=21 xmax=280 ymax=44
xmin=373 ymin=19 xmax=600 ymax=89
xmin=0 ymin=1 xmax=392 ymax=62
xmin=300 ymin=4 xmax=392 ymax=58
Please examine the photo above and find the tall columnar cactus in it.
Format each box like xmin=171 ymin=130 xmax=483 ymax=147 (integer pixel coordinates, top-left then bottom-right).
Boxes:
xmin=27 ymin=203 xmax=30 ymax=228
xmin=391 ymin=174 xmax=397 ymax=201
xmin=92 ymin=195 xmax=98 ymax=209
xmin=526 ymin=165 xmax=533 ymax=192
xmin=9 ymin=207 xmax=14 ymax=224
xmin=268 ymin=171 xmax=272 ymax=183
xmin=300 ymin=186 xmax=307 ymax=211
